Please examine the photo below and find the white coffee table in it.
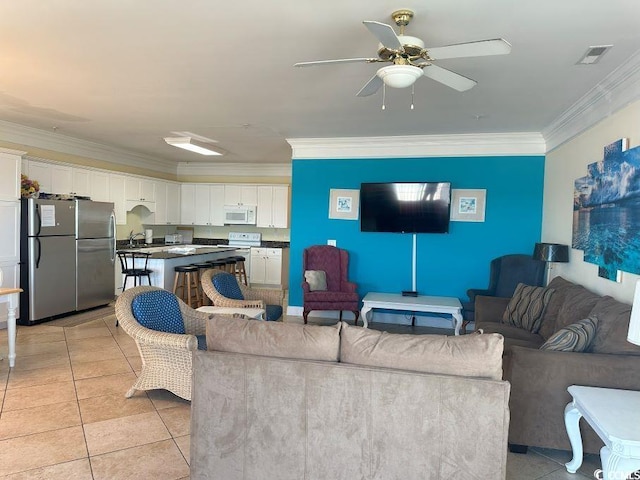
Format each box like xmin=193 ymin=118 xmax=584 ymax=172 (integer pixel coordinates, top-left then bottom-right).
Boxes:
xmin=565 ymin=385 xmax=640 ymax=480
xmin=360 ymin=292 xmax=463 ymax=334
xmin=197 ymin=306 xmax=265 ymax=320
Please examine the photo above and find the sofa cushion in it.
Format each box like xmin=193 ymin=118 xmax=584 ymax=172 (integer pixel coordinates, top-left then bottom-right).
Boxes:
xmin=206 ymin=315 xmax=341 ymax=362
xmin=539 ymin=276 xmax=577 ymax=340
xmin=339 ymin=322 xmax=504 ymax=380
xmin=476 ymin=322 xmax=544 ymax=349
xmin=502 ymin=283 xmax=555 ymax=333
xmin=304 ymin=270 xmax=327 ymax=291
xmin=540 ymin=317 xmax=598 ymax=352
xmin=589 ymin=296 xmax=640 ymax=355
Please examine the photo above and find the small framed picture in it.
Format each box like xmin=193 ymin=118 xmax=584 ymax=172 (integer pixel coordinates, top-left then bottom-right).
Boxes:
xmin=329 ymin=189 xmax=360 ymax=220
xmin=451 ymin=189 xmax=486 ymax=222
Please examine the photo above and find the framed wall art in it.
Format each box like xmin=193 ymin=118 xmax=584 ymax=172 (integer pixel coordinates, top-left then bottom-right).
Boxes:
xmin=329 ymin=188 xmax=360 ymax=220
xmin=450 ymin=189 xmax=486 ymax=222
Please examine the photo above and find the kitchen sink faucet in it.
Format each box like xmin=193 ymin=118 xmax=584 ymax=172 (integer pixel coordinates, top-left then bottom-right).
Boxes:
xmin=128 ymin=231 xmax=145 ymax=247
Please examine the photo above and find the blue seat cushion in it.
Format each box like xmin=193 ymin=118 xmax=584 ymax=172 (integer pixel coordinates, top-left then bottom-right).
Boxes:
xmin=265 ymin=304 xmax=283 ymax=321
xmin=196 ymin=335 xmax=207 ymax=351
xmin=131 ymin=290 xmax=185 ymax=334
xmin=212 ymin=272 xmax=244 ymax=300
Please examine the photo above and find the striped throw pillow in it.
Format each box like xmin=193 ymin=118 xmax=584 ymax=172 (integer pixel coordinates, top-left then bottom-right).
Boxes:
xmin=540 ymin=317 xmax=598 ymax=352
xmin=502 ymin=283 xmax=555 ymax=333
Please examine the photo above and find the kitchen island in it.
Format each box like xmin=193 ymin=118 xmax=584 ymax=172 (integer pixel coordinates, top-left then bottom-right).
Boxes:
xmin=117 ymin=245 xmax=239 ymax=292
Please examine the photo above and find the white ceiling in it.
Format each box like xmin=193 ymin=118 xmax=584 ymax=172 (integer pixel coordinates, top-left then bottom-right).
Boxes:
xmin=0 ymin=1 xmax=638 ymax=167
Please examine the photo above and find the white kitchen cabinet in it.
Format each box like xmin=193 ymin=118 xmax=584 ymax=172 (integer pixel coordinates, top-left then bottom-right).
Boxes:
xmin=26 ymin=160 xmax=52 ymax=194
xmin=166 ymin=182 xmax=181 ymax=224
xmin=51 ymin=164 xmax=73 ymax=195
xmin=0 ymin=202 xmax=20 ymax=263
xmin=71 ymin=168 xmax=91 ymax=197
xmin=224 ymin=184 xmax=257 ymax=206
xmin=256 ymin=185 xmax=289 ymax=228
xmin=125 ymin=176 xmax=155 ymax=202
xmin=192 ymin=184 xmax=225 ymax=226
xmin=89 ymin=170 xmax=110 ymax=202
xmin=181 ymin=184 xmax=196 ymax=225
xmin=0 ymin=149 xmax=22 ymax=201
xmin=154 ymin=181 xmax=168 ymax=224
xmin=109 ymin=174 xmax=127 ymax=225
xmin=250 ymin=247 xmax=288 ymax=287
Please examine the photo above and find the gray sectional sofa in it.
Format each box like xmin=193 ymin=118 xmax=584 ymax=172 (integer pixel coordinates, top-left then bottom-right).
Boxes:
xmin=190 ymin=317 xmax=511 ymax=480
xmin=475 ymin=276 xmax=640 ymax=454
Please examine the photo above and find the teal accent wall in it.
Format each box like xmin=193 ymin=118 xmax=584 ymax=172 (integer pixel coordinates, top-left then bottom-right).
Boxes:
xmin=289 ymin=156 xmax=545 ymax=308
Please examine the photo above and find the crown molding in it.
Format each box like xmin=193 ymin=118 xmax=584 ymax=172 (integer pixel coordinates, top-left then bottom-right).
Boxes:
xmin=0 ymin=147 xmax=27 ymax=157
xmin=543 ymin=49 xmax=640 ymax=152
xmin=176 ymin=161 xmax=291 ymax=177
xmin=0 ymin=120 xmax=177 ymax=174
xmin=287 ymin=132 xmax=546 ymax=159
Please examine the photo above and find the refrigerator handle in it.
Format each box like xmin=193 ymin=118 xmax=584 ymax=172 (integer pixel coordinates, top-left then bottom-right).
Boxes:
xmin=35 ymin=237 xmax=42 ymax=268
xmin=35 ymin=202 xmax=42 ymax=236
xmin=110 ymin=211 xmax=117 ymax=263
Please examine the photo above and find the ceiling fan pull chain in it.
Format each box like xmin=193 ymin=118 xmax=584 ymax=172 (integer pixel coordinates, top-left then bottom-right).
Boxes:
xmin=411 ymin=84 xmax=415 ymax=110
xmin=382 ymin=84 xmax=386 ymax=110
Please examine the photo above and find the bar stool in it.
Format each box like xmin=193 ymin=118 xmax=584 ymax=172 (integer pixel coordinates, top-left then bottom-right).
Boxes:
xmin=191 ymin=262 xmax=212 ymax=306
xmin=223 ymin=257 xmax=237 ymax=275
xmin=116 ymin=250 xmax=153 ymax=327
xmin=232 ymin=256 xmax=248 ymax=285
xmin=172 ymin=265 xmax=200 ymax=309
xmin=207 ymin=260 xmax=226 ymax=271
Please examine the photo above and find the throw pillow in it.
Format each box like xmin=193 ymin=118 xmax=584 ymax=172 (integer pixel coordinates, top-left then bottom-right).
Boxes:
xmin=540 ymin=317 xmax=598 ymax=352
xmin=502 ymin=283 xmax=555 ymax=333
xmin=305 ymin=270 xmax=327 ymax=291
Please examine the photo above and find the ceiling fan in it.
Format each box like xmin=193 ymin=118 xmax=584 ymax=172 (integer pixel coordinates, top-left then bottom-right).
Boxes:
xmin=294 ymin=9 xmax=511 ymax=96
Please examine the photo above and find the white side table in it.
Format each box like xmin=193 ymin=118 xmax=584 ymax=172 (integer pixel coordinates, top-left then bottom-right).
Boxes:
xmin=0 ymin=287 xmax=22 ymax=368
xmin=564 ymin=385 xmax=640 ymax=480
xmin=197 ymin=306 xmax=265 ymax=320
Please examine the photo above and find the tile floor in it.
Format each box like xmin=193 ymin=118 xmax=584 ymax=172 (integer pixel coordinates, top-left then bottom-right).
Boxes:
xmin=0 ymin=313 xmax=602 ymax=479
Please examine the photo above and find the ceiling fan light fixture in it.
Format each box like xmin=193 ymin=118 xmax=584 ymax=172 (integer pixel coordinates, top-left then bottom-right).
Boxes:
xmin=376 ymin=65 xmax=423 ymax=89
xmin=163 ymin=136 xmax=223 ymax=156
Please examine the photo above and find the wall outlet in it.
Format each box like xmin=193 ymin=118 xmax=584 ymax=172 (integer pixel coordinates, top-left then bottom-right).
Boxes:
xmin=327 ymin=239 xmax=336 ymax=246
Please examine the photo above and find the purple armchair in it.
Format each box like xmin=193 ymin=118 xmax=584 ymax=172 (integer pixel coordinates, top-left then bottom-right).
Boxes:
xmin=302 ymin=245 xmax=359 ymax=324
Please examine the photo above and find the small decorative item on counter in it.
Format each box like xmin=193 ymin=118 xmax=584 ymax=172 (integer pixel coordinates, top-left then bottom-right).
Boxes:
xmin=20 ymin=174 xmax=40 ymax=198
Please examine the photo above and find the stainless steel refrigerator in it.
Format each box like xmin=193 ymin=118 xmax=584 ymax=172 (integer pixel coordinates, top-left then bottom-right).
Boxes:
xmin=20 ymin=198 xmax=116 ymax=325
xmin=20 ymin=198 xmax=78 ymax=325
xmin=75 ymin=200 xmax=116 ymax=311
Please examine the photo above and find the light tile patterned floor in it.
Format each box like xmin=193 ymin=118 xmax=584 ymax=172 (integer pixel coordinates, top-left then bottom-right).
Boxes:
xmin=0 ymin=313 xmax=600 ymax=479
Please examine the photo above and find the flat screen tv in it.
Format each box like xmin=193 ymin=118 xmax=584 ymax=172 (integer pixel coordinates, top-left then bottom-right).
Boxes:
xmin=360 ymin=182 xmax=451 ymax=233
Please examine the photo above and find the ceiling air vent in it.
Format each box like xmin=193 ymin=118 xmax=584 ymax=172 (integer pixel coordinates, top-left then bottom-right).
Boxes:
xmin=577 ymin=45 xmax=612 ymax=65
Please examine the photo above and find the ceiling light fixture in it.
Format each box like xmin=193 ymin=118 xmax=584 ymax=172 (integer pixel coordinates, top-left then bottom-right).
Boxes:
xmin=163 ymin=136 xmax=223 ymax=156
xmin=376 ymin=65 xmax=423 ymax=89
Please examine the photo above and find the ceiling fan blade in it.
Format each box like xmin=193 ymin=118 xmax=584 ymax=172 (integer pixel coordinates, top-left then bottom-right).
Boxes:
xmin=427 ymin=38 xmax=512 ymax=60
xmin=294 ymin=58 xmax=379 ymax=67
xmin=363 ymin=21 xmax=403 ymax=50
xmin=421 ymin=65 xmax=477 ymax=92
xmin=356 ymin=75 xmax=384 ymax=97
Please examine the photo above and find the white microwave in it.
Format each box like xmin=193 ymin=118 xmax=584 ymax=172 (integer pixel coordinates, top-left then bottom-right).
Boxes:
xmin=223 ymin=205 xmax=256 ymax=224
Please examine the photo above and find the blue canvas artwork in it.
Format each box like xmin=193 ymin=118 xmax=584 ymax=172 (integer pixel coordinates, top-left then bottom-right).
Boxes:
xmin=572 ymin=138 xmax=640 ymax=281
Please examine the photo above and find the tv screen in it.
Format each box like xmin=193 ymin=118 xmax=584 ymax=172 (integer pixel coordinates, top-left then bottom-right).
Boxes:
xmin=360 ymin=182 xmax=451 ymax=233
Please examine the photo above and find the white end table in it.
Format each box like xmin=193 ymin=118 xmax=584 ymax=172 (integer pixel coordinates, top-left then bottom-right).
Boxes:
xmin=0 ymin=287 xmax=22 ymax=368
xmin=197 ymin=306 xmax=265 ymax=320
xmin=565 ymin=385 xmax=640 ymax=480
xmin=360 ymin=292 xmax=463 ymax=334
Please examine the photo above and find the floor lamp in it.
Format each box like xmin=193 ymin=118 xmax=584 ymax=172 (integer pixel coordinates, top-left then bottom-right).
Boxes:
xmin=533 ymin=243 xmax=569 ymax=284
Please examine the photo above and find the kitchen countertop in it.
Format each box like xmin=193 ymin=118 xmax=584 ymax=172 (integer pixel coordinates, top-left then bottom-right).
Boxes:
xmin=116 ymin=245 xmax=239 ymax=260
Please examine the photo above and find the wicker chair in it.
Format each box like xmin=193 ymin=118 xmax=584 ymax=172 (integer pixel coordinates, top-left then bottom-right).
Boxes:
xmin=201 ymin=268 xmax=285 ymax=321
xmin=115 ymin=285 xmax=211 ymax=401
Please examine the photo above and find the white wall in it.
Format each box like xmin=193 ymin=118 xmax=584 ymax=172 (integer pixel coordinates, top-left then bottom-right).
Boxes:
xmin=542 ymin=100 xmax=640 ymax=303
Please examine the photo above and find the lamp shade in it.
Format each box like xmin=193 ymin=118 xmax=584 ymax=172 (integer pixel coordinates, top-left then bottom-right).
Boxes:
xmin=533 ymin=243 xmax=569 ymax=263
xmin=628 ymin=280 xmax=640 ymax=346
xmin=376 ymin=65 xmax=423 ymax=89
